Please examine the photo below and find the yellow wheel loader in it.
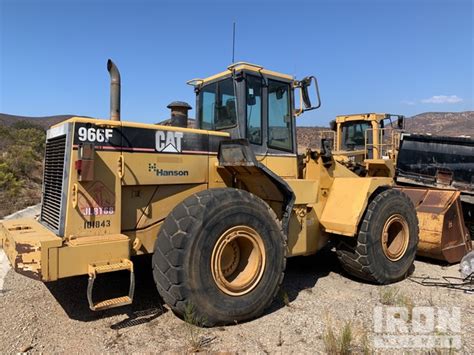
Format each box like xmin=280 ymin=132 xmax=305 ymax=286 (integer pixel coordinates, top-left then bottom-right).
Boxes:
xmin=320 ymin=113 xmax=472 ymax=263
xmin=2 ymin=61 xmax=424 ymax=325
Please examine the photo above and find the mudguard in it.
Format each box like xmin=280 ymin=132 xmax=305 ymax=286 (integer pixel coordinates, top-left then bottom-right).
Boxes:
xmin=218 ymin=139 xmax=295 ymax=232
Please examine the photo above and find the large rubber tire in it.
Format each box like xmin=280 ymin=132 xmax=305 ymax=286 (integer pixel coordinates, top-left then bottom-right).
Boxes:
xmin=336 ymin=188 xmax=419 ymax=284
xmin=152 ymin=188 xmax=287 ymax=326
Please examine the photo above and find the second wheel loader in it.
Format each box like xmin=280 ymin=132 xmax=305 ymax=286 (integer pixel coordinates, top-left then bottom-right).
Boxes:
xmin=321 ymin=112 xmax=472 ymax=263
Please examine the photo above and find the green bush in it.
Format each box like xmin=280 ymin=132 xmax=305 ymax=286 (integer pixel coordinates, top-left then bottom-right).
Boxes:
xmin=0 ymin=124 xmax=46 ymax=217
xmin=0 ymin=162 xmax=23 ymax=195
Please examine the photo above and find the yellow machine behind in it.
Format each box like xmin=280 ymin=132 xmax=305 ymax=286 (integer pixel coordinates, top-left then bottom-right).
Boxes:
xmin=317 ymin=113 xmax=472 ymax=263
xmin=0 ymin=61 xmax=470 ymax=325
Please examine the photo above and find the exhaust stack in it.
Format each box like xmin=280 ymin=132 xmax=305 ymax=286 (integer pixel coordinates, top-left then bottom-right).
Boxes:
xmin=167 ymin=101 xmax=192 ymax=128
xmin=107 ymin=59 xmax=121 ymax=121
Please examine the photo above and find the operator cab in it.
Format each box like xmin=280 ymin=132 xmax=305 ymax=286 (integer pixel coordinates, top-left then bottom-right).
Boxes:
xmin=334 ymin=113 xmax=404 ymax=159
xmin=188 ymin=62 xmax=320 ymax=157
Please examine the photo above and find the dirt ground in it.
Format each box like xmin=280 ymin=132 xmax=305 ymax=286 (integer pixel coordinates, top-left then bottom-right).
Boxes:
xmin=0 ymin=246 xmax=472 ymax=354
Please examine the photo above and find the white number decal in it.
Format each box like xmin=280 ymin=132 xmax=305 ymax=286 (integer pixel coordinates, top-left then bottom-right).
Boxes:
xmin=78 ymin=127 xmax=114 ymax=143
xmin=78 ymin=127 xmax=87 ymax=141
xmin=87 ymin=129 xmax=96 ymax=142
xmin=96 ymin=129 xmax=104 ymax=142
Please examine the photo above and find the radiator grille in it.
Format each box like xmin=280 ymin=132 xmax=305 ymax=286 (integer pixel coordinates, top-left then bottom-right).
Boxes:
xmin=41 ymin=135 xmax=67 ymax=232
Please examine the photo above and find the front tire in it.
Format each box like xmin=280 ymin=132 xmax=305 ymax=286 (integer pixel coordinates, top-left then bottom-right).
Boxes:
xmin=152 ymin=188 xmax=287 ymax=326
xmin=336 ymin=188 xmax=419 ymax=284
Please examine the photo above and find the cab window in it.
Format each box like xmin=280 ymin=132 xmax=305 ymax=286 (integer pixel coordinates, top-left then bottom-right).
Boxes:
xmin=268 ymin=80 xmax=292 ymax=151
xmin=246 ymin=75 xmax=262 ymax=144
xmin=341 ymin=121 xmax=371 ymax=150
xmin=198 ymin=78 xmax=237 ymax=130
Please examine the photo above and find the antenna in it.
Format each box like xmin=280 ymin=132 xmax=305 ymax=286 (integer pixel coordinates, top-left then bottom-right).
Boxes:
xmin=232 ymin=21 xmax=236 ymax=63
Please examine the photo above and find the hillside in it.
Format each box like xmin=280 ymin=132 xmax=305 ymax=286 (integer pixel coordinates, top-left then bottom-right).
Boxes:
xmin=0 ymin=122 xmax=46 ymax=217
xmin=0 ymin=114 xmax=75 ymax=130
xmin=0 ymin=111 xmax=471 ymax=218
xmin=405 ymin=111 xmax=474 ymax=136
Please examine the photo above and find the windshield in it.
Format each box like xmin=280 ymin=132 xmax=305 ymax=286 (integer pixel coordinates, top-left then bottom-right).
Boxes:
xmin=341 ymin=121 xmax=371 ymax=150
xmin=198 ymin=77 xmax=237 ymax=130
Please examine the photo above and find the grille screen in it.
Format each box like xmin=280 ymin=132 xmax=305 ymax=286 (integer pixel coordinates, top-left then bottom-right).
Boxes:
xmin=41 ymin=135 xmax=67 ymax=231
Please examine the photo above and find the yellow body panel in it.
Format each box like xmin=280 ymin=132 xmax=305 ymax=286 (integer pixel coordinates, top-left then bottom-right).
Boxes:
xmin=265 ymin=155 xmax=298 ymax=178
xmin=57 ymin=234 xmax=130 ymax=279
xmin=123 ymin=183 xmax=208 ymax=254
xmin=64 ymin=149 xmax=123 ymax=239
xmin=122 ymin=153 xmax=208 ymax=185
xmin=0 ymin=218 xmax=62 ymax=281
xmin=285 ymin=179 xmax=325 ymax=256
xmin=286 ymin=179 xmax=318 ymax=205
xmin=320 ymin=177 xmax=393 ymax=236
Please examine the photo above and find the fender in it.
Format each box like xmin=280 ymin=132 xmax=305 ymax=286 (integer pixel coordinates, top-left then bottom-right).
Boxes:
xmin=218 ymin=139 xmax=295 ymax=233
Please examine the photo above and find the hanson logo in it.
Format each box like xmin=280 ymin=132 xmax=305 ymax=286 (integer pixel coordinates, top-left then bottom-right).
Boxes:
xmin=155 ymin=131 xmax=183 ymax=153
xmin=148 ymin=163 xmax=189 ymax=177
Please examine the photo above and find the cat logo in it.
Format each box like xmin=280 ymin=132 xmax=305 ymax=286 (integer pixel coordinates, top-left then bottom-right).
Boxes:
xmin=155 ymin=131 xmax=183 ymax=153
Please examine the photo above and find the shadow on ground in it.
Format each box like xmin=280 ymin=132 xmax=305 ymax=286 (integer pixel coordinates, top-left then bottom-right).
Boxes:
xmin=265 ymin=246 xmax=341 ymax=315
xmin=46 ymin=255 xmax=166 ymax=326
xmin=46 ymin=246 xmax=368 ymax=325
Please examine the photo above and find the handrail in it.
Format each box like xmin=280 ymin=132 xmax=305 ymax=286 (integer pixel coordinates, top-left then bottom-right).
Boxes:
xmin=364 ymin=128 xmax=402 ymax=160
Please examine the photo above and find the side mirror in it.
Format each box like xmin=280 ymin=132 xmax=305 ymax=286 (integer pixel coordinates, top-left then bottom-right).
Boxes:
xmin=301 ymin=79 xmax=312 ymax=108
xmin=397 ymin=116 xmax=405 ymax=129
xmin=299 ymin=76 xmax=321 ymax=112
xmin=329 ymin=120 xmax=337 ymax=131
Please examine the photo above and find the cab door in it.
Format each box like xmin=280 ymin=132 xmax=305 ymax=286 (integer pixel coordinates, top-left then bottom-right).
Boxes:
xmin=260 ymin=78 xmax=298 ymax=178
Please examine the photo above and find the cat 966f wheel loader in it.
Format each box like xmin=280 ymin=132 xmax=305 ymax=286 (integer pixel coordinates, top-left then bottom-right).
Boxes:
xmin=2 ymin=61 xmax=422 ymax=325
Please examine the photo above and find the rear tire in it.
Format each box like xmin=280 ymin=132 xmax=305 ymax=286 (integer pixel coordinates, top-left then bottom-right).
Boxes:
xmin=152 ymin=188 xmax=286 ymax=326
xmin=336 ymin=188 xmax=419 ymax=284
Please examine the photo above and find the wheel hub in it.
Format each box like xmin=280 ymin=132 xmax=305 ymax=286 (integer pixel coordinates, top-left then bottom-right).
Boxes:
xmin=211 ymin=225 xmax=266 ymax=296
xmin=381 ymin=214 xmax=410 ymax=262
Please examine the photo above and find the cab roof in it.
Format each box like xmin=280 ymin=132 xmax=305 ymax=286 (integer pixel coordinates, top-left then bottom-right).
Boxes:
xmin=336 ymin=113 xmax=394 ymax=123
xmin=187 ymin=62 xmax=294 ymax=87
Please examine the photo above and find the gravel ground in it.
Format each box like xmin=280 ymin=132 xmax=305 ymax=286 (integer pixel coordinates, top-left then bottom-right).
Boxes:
xmin=0 ymin=245 xmax=472 ymax=354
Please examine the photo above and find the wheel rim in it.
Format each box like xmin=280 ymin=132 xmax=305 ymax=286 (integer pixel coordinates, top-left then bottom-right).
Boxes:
xmin=211 ymin=225 xmax=266 ymax=296
xmin=381 ymin=214 xmax=410 ymax=261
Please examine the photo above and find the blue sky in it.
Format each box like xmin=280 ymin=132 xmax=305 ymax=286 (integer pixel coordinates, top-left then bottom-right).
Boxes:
xmin=0 ymin=0 xmax=472 ymax=126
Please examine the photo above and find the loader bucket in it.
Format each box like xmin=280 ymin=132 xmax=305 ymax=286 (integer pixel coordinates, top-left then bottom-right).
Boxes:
xmin=394 ymin=186 xmax=472 ymax=263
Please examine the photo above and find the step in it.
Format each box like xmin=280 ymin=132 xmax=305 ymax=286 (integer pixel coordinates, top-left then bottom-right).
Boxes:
xmin=89 ymin=259 xmax=133 ymax=275
xmin=87 ymin=258 xmax=135 ymax=311
xmin=92 ymin=296 xmax=133 ymax=311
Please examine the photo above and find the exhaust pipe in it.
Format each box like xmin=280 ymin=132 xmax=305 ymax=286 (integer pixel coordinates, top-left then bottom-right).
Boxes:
xmin=107 ymin=59 xmax=121 ymax=121
xmin=167 ymin=101 xmax=192 ymax=128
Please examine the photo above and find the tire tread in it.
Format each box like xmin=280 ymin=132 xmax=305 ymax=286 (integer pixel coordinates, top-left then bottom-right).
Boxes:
xmin=336 ymin=188 xmax=419 ymax=284
xmin=152 ymin=188 xmax=287 ymax=323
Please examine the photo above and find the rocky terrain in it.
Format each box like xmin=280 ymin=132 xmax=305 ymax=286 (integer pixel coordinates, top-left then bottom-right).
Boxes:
xmin=1 ymin=244 xmax=472 ymax=353
xmin=406 ymin=111 xmax=474 ymax=137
